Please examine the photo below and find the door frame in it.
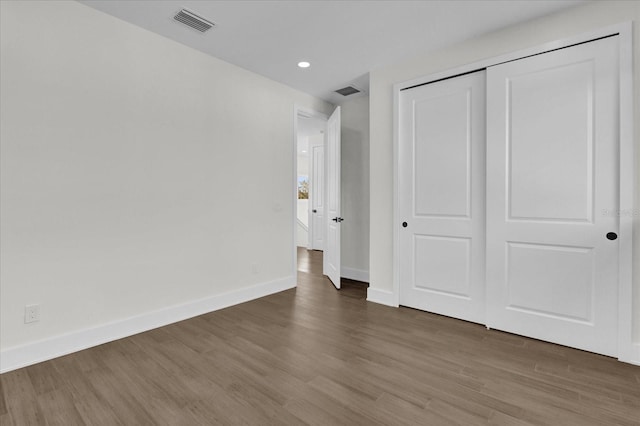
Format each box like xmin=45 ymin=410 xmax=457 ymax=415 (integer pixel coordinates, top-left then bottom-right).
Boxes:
xmin=391 ymin=22 xmax=635 ymax=363
xmin=308 ymin=139 xmax=325 ymax=251
xmin=293 ymin=105 xmax=329 ymax=281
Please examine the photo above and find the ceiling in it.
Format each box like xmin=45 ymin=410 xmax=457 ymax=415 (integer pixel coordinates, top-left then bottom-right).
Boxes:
xmin=80 ymin=0 xmax=587 ymax=104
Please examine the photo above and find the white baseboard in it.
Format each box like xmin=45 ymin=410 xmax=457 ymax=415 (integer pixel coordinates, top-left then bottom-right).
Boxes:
xmin=619 ymin=343 xmax=640 ymax=366
xmin=341 ymin=267 xmax=369 ymax=283
xmin=366 ymin=287 xmax=397 ymax=307
xmin=0 ymin=276 xmax=296 ymax=374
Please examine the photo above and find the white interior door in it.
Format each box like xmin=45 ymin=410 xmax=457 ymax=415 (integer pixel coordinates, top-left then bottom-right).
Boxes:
xmin=399 ymin=71 xmax=486 ymax=323
xmin=486 ymin=36 xmax=619 ymax=356
xmin=324 ymin=106 xmax=341 ymax=288
xmin=309 ymin=141 xmax=325 ymax=250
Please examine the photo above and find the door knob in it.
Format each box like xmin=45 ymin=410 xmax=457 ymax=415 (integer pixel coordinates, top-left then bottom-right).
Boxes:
xmin=402 ymin=222 xmax=408 ymax=228
xmin=312 ymin=209 xmax=317 ymax=213
xmin=332 ymin=217 xmax=344 ymax=222
xmin=606 ymin=232 xmax=618 ymax=241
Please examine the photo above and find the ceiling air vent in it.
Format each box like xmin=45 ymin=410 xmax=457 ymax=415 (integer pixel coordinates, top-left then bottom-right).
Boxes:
xmin=174 ymin=9 xmax=215 ymax=33
xmin=334 ymin=86 xmax=361 ymax=96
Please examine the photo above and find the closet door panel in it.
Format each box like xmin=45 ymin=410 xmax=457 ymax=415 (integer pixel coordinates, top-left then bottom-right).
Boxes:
xmin=486 ymin=36 xmax=619 ymax=357
xmin=399 ymin=71 xmax=486 ymax=324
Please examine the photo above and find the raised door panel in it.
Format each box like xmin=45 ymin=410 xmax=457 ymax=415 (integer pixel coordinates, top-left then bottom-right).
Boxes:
xmin=414 ymin=91 xmax=471 ymax=218
xmin=505 ymin=242 xmax=594 ymax=323
xmin=414 ymin=235 xmax=471 ymax=298
xmin=508 ymin=61 xmax=593 ymax=222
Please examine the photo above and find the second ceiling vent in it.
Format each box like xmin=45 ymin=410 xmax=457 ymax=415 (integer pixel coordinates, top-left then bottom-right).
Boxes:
xmin=174 ymin=9 xmax=215 ymax=33
xmin=334 ymin=86 xmax=361 ymax=96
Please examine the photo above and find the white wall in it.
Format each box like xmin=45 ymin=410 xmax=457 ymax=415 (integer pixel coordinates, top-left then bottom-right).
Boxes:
xmin=296 ymin=172 xmax=310 ymax=250
xmin=341 ymin=96 xmax=370 ymax=282
xmin=369 ymin=1 xmax=640 ymax=350
xmin=297 ymin=199 xmax=309 ymax=227
xmin=297 ymin=133 xmax=310 ymax=177
xmin=296 ymin=219 xmax=309 ymax=248
xmin=297 ymin=156 xmax=309 ymax=176
xmin=0 ymin=0 xmax=332 ymax=368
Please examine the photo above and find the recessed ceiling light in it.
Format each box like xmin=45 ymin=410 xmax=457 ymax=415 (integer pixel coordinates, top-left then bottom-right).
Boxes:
xmin=297 ymin=61 xmax=311 ymax=68
xmin=302 ymin=150 xmax=307 ymax=153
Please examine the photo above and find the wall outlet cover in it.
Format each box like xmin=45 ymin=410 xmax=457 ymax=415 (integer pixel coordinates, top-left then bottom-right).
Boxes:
xmin=25 ymin=305 xmax=40 ymax=324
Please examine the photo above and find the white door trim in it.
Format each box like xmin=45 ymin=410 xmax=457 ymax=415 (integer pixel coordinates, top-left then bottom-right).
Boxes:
xmin=391 ymin=22 xmax=635 ymax=364
xmin=309 ymin=140 xmax=325 ymax=251
xmin=616 ymin=23 xmax=634 ymax=364
xmin=293 ymin=105 xmax=329 ymax=282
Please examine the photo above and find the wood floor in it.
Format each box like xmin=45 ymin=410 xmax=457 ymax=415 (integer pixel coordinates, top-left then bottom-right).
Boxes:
xmin=2 ymin=248 xmax=639 ymax=425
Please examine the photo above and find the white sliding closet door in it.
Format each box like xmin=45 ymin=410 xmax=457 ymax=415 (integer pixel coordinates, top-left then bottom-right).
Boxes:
xmin=485 ymin=37 xmax=620 ymax=356
xmin=399 ymin=71 xmax=486 ymax=324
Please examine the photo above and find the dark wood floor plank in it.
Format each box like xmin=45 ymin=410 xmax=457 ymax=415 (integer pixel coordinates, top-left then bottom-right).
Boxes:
xmin=47 ymin=355 xmax=120 ymax=425
xmin=0 ymin=374 xmax=8 ymax=416
xmin=307 ymin=374 xmax=428 ymax=426
xmin=425 ymin=397 xmax=490 ymax=426
xmin=0 ymin=412 xmax=13 ymax=426
xmin=283 ymin=397 xmax=346 ymax=426
xmin=488 ymin=410 xmax=538 ymax=426
xmin=36 ymin=389 xmax=85 ymax=426
xmin=1 ymin=247 xmax=639 ymax=425
xmin=284 ymin=382 xmax=386 ymax=426
xmin=81 ymin=367 xmax=157 ymax=425
xmin=373 ymin=392 xmax=442 ymax=426
xmin=1 ymin=369 xmax=48 ymax=425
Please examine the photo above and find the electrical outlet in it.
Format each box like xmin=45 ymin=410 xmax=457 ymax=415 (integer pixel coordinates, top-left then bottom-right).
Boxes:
xmin=25 ymin=304 xmax=40 ymax=324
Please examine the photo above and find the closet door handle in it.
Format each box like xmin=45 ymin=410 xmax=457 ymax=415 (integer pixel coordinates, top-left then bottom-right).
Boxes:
xmin=606 ymin=232 xmax=618 ymax=241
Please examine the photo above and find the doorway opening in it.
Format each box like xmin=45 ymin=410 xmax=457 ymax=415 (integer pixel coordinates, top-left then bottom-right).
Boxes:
xmin=296 ymin=113 xmax=326 ymax=252
xmin=297 ymin=246 xmax=323 ymax=275
xmin=293 ymin=105 xmax=342 ymax=290
xmin=297 ymin=246 xmax=368 ymax=296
